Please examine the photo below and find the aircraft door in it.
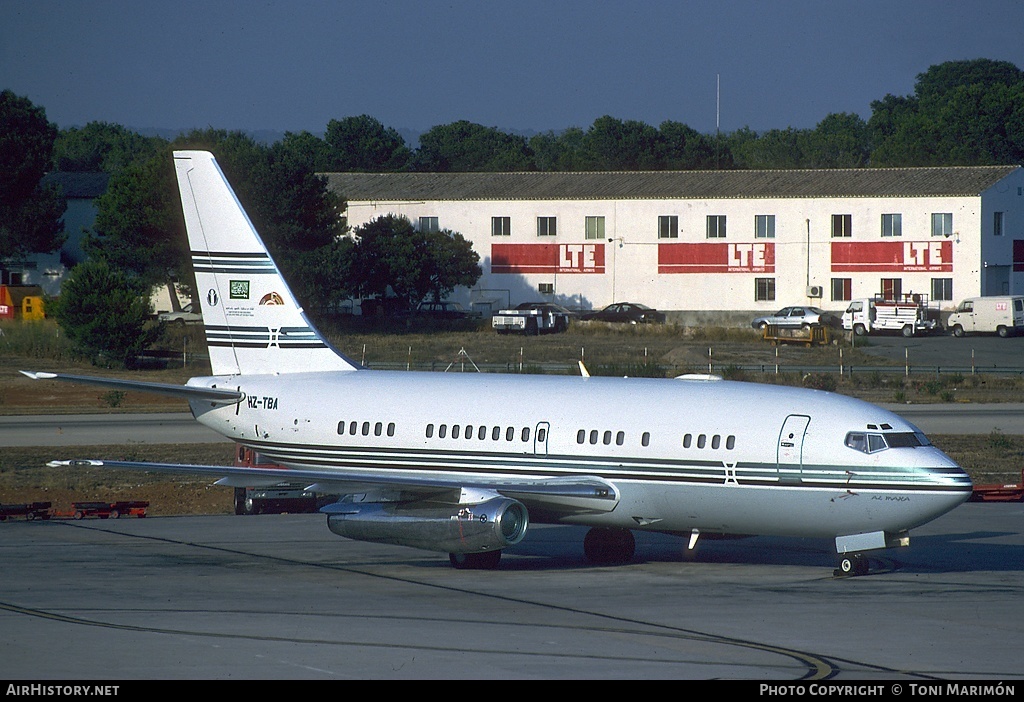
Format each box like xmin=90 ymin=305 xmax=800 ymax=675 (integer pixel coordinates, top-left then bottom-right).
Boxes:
xmin=777 ymin=414 xmax=810 ymax=483
xmin=534 ymin=421 xmax=550 ymax=456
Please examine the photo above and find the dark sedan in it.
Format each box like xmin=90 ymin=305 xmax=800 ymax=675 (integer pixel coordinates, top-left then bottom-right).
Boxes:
xmin=581 ymin=302 xmax=666 ymax=324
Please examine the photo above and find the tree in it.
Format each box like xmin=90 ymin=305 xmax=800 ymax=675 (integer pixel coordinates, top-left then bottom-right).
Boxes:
xmin=800 ymin=113 xmax=871 ymax=168
xmin=350 ymin=215 xmax=481 ymax=308
xmin=414 ymin=121 xmax=534 ymax=171
xmin=869 ymin=59 xmax=1024 ymax=166
xmin=659 ymin=120 xmax=724 ymax=169
xmin=0 ymin=90 xmax=66 ymax=259
xmin=583 ymin=116 xmax=664 ymax=170
xmin=87 ymin=147 xmax=187 ymax=290
xmin=324 ymin=115 xmax=412 ymax=171
xmin=54 ymin=122 xmax=165 ymax=172
xmin=49 ymin=260 xmax=161 ymax=367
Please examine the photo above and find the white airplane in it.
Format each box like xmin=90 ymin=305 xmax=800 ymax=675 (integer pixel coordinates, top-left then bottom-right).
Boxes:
xmin=27 ymin=150 xmax=973 ymax=576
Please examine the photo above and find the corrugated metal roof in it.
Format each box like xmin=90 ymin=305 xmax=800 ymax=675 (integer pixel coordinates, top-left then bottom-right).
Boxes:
xmin=324 ymin=165 xmax=1020 ymax=202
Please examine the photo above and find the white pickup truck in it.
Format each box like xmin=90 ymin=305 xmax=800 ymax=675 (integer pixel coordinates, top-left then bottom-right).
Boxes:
xmin=492 ymin=302 xmax=573 ymax=335
xmin=842 ymin=295 xmax=938 ymax=337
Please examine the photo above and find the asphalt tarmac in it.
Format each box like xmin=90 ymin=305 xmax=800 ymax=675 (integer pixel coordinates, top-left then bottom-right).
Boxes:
xmin=0 ymin=503 xmax=1021 ymax=680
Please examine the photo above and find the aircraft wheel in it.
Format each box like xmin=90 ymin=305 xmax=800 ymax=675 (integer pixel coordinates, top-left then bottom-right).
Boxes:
xmin=449 ymin=550 xmax=502 ymax=570
xmin=584 ymin=527 xmax=636 ymax=564
xmin=837 ymin=554 xmax=869 ymax=577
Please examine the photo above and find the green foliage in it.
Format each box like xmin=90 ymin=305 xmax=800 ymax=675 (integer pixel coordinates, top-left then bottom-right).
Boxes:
xmin=869 ymin=59 xmax=1024 ymax=166
xmin=49 ymin=260 xmax=161 ymax=367
xmin=350 ymin=215 xmax=481 ymax=307
xmin=53 ymin=122 xmax=165 ymax=172
xmin=88 ymin=147 xmax=186 ymax=289
xmin=324 ymin=115 xmax=412 ymax=171
xmin=0 ymin=90 xmax=66 ymax=259
xmin=414 ymin=121 xmax=535 ymax=171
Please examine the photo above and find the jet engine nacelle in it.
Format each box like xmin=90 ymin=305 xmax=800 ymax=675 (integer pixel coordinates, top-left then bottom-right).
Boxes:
xmin=325 ymin=496 xmax=529 ymax=554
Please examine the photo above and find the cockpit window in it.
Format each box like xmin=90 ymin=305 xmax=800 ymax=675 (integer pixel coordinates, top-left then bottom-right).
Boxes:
xmin=845 ymin=431 xmax=925 ymax=454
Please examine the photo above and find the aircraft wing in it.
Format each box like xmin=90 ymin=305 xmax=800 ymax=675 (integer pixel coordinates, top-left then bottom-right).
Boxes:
xmin=21 ymin=371 xmax=243 ymax=404
xmin=46 ymin=459 xmax=620 ymax=515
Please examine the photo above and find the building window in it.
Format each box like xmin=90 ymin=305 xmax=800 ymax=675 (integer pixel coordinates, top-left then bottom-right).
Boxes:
xmin=706 ymin=215 xmax=727 ymax=239
xmin=537 ymin=216 xmax=557 ymax=237
xmin=931 ymin=213 xmax=953 ymax=237
xmin=538 ymin=283 xmax=554 ymax=295
xmin=585 ymin=216 xmax=605 ymax=240
xmin=881 ymin=214 xmax=902 ymax=237
xmin=491 ymin=216 xmax=511 ymax=237
xmin=418 ymin=217 xmax=439 ymax=233
xmin=832 ymin=214 xmax=852 ymax=238
xmin=831 ymin=278 xmax=852 ymax=302
xmin=658 ymin=215 xmax=678 ymax=239
xmin=755 ymin=214 xmax=775 ymax=238
xmin=932 ymin=278 xmax=953 ymax=301
xmin=755 ymin=278 xmax=776 ymax=302
xmin=881 ymin=278 xmax=902 ymax=300
xmin=994 ymin=211 xmax=1005 ymax=237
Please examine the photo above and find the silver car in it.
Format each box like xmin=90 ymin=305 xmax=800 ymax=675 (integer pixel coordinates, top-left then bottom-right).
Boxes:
xmin=751 ymin=306 xmax=840 ymax=331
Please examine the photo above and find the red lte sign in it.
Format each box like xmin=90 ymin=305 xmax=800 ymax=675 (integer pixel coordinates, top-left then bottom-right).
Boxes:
xmin=831 ymin=241 xmax=952 ymax=272
xmin=658 ymin=242 xmax=775 ymax=274
xmin=491 ymin=243 xmax=606 ymax=274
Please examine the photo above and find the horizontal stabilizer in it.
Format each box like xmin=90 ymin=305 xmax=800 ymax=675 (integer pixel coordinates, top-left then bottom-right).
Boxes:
xmin=22 ymin=371 xmax=243 ymax=404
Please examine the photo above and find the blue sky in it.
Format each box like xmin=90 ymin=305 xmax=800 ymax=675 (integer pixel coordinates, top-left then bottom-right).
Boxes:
xmin=3 ymin=0 xmax=1024 ymax=138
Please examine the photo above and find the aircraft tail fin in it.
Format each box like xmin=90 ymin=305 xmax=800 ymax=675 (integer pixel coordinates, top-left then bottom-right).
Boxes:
xmin=173 ymin=150 xmax=359 ymax=376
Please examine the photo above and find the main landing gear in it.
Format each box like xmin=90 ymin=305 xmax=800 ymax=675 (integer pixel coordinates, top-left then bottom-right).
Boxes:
xmin=834 ymin=553 xmax=870 ymax=577
xmin=449 ymin=550 xmax=503 ymax=570
xmin=583 ymin=527 xmax=636 ymax=564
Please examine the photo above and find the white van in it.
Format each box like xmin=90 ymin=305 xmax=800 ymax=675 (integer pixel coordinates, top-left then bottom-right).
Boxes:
xmin=946 ymin=296 xmax=1024 ymax=338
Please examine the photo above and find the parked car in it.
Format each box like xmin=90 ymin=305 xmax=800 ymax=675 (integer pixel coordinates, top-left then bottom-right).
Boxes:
xmin=158 ymin=302 xmax=202 ymax=326
xmin=751 ymin=306 xmax=840 ymax=331
xmin=581 ymin=302 xmax=665 ymax=324
xmin=415 ymin=301 xmax=478 ymax=320
xmin=493 ymin=302 xmax=575 ymax=334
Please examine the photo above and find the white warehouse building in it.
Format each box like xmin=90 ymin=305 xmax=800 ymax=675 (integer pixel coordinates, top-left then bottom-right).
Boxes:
xmin=326 ymin=166 xmax=1024 ymax=323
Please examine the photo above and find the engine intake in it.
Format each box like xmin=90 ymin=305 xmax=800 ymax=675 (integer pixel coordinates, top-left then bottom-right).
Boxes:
xmin=325 ymin=496 xmax=529 ymax=554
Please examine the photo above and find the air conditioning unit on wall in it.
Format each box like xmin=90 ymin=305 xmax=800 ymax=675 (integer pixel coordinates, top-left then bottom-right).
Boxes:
xmin=806 ymin=285 xmax=823 ymax=298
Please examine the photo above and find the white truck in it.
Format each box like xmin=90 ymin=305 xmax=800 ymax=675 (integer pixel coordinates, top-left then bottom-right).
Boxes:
xmin=946 ymin=296 xmax=1024 ymax=338
xmin=842 ymin=295 xmax=938 ymax=337
xmin=492 ymin=302 xmax=572 ymax=335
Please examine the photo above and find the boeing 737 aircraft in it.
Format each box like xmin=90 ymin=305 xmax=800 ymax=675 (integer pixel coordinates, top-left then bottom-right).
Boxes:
xmin=27 ymin=150 xmax=973 ymax=576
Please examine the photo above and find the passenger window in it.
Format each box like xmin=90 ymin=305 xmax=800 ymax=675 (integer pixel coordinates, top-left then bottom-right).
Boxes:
xmin=712 ymin=435 xmax=721 ymax=449
xmin=697 ymin=434 xmax=707 ymax=448
xmin=683 ymin=434 xmax=692 ymax=448
xmin=465 ymin=425 xmax=473 ymax=439
xmin=349 ymin=421 xmax=357 ymax=435
xmin=589 ymin=430 xmax=599 ymax=445
xmin=616 ymin=431 xmax=624 ymax=446
xmin=452 ymin=425 xmax=461 ymax=439
xmin=439 ymin=424 xmax=447 ymax=439
xmin=538 ymin=428 xmax=547 ymax=442
xmin=493 ymin=426 xmax=501 ymax=441
xmin=426 ymin=424 xmax=434 ymax=438
xmin=577 ymin=429 xmax=586 ymax=444
xmin=478 ymin=426 xmax=487 ymax=440
xmin=361 ymin=421 xmax=370 ymax=436
xmin=337 ymin=421 xmax=345 ymax=435
xmin=603 ymin=430 xmax=612 ymax=445
xmin=522 ymin=427 xmax=530 ymax=442
xmin=387 ymin=423 xmax=395 ymax=437
xmin=726 ymin=435 xmax=735 ymax=450
xmin=642 ymin=432 xmax=650 ymax=447
xmin=506 ymin=427 xmax=514 ymax=441
xmin=374 ymin=422 xmax=383 ymax=436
